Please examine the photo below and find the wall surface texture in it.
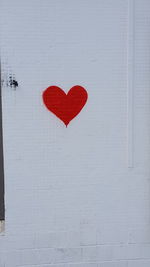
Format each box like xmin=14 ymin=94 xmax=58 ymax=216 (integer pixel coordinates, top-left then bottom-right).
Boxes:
xmin=1 ymin=0 xmax=150 ymax=266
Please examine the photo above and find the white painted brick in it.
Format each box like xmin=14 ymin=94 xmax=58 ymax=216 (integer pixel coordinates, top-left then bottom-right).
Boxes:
xmin=5 ymin=249 xmax=55 ymax=266
xmin=113 ymin=244 xmax=150 ymax=260
xmin=5 ymin=235 xmax=36 ymax=249
xmin=82 ymin=247 xmax=98 ymax=262
xmin=22 ymin=265 xmax=97 ymax=267
xmin=71 ymin=264 xmax=98 ymax=267
xmin=80 ymin=230 xmax=97 ymax=246
xmin=53 ymin=231 xmax=81 ymax=248
xmin=20 ymin=265 xmax=69 ymax=267
xmin=82 ymin=246 xmax=114 ymax=262
xmin=128 ymin=225 xmax=150 ymax=244
xmin=127 ymin=260 xmax=150 ymax=267
xmin=34 ymin=232 xmax=55 ymax=248
xmin=0 ymin=236 xmax=5 ymax=251
xmin=5 ymin=248 xmax=82 ymax=266
xmin=0 ymin=253 xmax=5 ymax=267
xmin=1 ymin=1 xmax=150 ymax=267
xmin=54 ymin=248 xmax=82 ymax=263
xmin=97 ymin=246 xmax=114 ymax=261
xmin=49 ymin=265 xmax=69 ymax=267
xmin=24 ymin=265 xmax=98 ymax=267
xmin=97 ymin=226 xmax=128 ymax=244
xmin=98 ymin=261 xmax=128 ymax=267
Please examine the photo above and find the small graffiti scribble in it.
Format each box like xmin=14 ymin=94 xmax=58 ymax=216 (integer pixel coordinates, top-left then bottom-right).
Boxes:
xmin=7 ymin=75 xmax=18 ymax=89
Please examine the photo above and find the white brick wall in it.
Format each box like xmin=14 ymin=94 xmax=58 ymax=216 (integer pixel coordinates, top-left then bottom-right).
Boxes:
xmin=1 ymin=0 xmax=150 ymax=266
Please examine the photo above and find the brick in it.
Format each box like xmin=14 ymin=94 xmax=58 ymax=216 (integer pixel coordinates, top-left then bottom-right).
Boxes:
xmin=82 ymin=246 xmax=114 ymax=262
xmin=98 ymin=261 xmax=128 ymax=267
xmin=127 ymin=260 xmax=150 ymax=267
xmin=5 ymin=234 xmax=36 ymax=249
xmin=97 ymin=226 xmax=128 ymax=244
xmin=54 ymin=248 xmax=82 ymax=263
xmin=2 ymin=1 xmax=150 ymax=267
xmin=113 ymin=244 xmax=150 ymax=260
xmin=128 ymin=226 xmax=150 ymax=244
xmin=5 ymin=249 xmax=55 ymax=266
xmin=70 ymin=264 xmax=98 ymax=267
xmin=80 ymin=230 xmax=97 ymax=246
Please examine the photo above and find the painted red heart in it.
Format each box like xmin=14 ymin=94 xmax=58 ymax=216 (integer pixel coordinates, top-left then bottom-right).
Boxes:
xmin=42 ymin=85 xmax=88 ymax=126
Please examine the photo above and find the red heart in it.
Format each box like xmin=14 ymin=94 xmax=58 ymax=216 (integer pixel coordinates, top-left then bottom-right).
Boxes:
xmin=42 ymin=85 xmax=88 ymax=126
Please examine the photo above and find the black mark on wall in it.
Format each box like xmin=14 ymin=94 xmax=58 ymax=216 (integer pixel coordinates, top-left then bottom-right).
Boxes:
xmin=7 ymin=75 xmax=18 ymax=89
